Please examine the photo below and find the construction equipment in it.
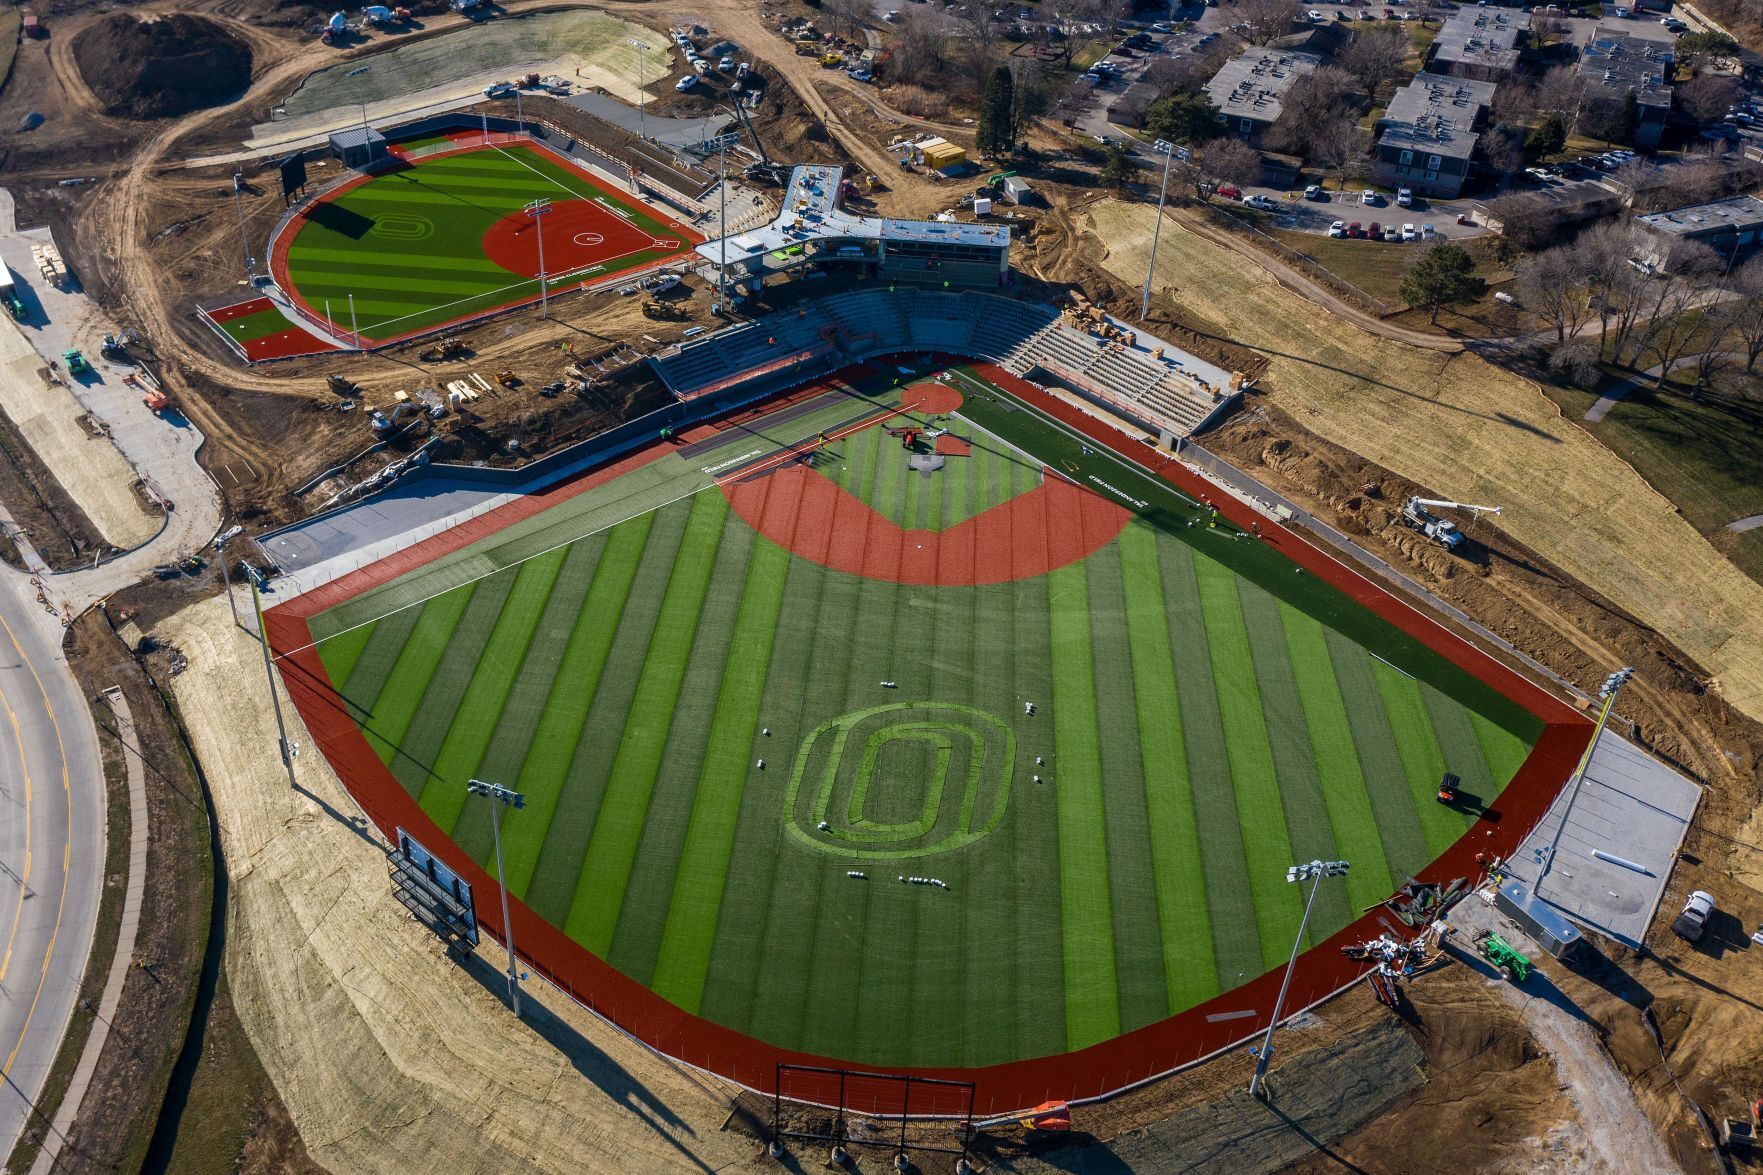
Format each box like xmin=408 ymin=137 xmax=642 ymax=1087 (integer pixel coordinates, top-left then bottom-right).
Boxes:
xmin=1399 ymin=497 xmax=1501 ymax=551
xmin=494 ymin=369 xmax=520 ymax=388
xmin=1435 ymin=771 xmax=1460 ymax=804
xmin=727 ymin=99 xmax=789 ymax=185
xmin=641 ymin=299 xmax=686 ymax=320
xmin=61 ymin=349 xmax=89 ymax=376
xmin=0 ymin=266 xmax=24 ymax=321
xmin=794 ymin=39 xmax=821 ymax=55
xmin=326 ymin=373 xmax=358 ymax=396
xmin=420 ymin=335 xmax=469 ymax=362
xmin=141 ymin=386 xmax=169 ymax=414
xmin=101 ymin=329 xmax=143 ymax=361
xmin=819 ymin=52 xmax=844 ymax=68
xmin=1472 ymin=931 xmax=1531 ymax=982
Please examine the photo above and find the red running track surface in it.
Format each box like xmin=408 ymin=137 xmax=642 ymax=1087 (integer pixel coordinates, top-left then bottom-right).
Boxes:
xmin=266 ymin=358 xmax=1593 ymax=1116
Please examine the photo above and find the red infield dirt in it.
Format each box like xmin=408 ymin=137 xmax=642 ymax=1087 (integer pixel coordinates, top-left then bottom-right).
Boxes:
xmin=264 ymin=358 xmax=1594 ymax=1116
xmin=480 ymin=197 xmax=669 ymax=279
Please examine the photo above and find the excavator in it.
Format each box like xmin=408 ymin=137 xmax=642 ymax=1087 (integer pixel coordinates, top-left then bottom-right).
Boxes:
xmin=1400 ymin=497 xmax=1501 ymax=552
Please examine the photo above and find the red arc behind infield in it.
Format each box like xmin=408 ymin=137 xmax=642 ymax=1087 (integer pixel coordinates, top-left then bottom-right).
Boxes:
xmin=480 ymin=197 xmax=657 ymax=279
xmin=723 ymin=463 xmax=1131 ymax=586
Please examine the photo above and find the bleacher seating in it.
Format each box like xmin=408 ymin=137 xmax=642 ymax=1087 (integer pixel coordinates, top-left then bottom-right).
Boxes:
xmin=647 ymin=288 xmax=1239 ymax=437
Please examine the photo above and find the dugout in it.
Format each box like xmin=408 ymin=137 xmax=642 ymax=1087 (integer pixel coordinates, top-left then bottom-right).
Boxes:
xmin=330 ymin=126 xmax=389 ymax=171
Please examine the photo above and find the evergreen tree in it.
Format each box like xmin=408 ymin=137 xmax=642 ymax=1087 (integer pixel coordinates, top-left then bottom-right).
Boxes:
xmin=1099 ymin=144 xmax=1141 ymax=189
xmin=1399 ymin=244 xmax=1486 ymax=325
xmin=976 ymin=66 xmax=1016 ymax=157
xmin=1524 ymin=112 xmax=1566 ymax=159
xmin=1616 ymin=90 xmax=1640 ymax=145
xmin=1143 ymin=92 xmax=1223 ymax=144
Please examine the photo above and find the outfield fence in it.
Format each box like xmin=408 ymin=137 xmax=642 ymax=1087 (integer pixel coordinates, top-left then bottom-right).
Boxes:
xmin=262 ymin=353 xmax=1597 ymax=1118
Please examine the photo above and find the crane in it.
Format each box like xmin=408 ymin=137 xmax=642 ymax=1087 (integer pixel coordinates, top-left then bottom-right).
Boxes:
xmin=1401 ymin=497 xmax=1502 ymax=551
xmin=726 ymin=98 xmax=787 ymax=185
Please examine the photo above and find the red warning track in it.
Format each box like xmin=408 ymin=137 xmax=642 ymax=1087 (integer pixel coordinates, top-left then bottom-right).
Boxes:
xmin=266 ymin=358 xmax=1593 ymax=1117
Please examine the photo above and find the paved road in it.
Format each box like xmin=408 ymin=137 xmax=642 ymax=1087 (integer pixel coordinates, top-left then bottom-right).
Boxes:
xmin=0 ymin=575 xmax=104 ymax=1159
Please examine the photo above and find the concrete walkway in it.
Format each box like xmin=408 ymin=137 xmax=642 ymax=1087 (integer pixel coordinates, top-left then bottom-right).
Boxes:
xmin=28 ymin=689 xmax=148 ymax=1175
xmin=1729 ymin=514 xmax=1763 ymax=534
xmin=1585 ymin=352 xmax=1741 ymax=423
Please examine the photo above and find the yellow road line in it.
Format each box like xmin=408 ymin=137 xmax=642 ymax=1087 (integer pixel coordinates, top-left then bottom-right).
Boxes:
xmin=0 ymin=606 xmax=73 ymax=1083
xmin=0 ymin=674 xmax=30 ymax=991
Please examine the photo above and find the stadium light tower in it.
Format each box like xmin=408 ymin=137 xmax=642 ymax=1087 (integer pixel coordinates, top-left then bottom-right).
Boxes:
xmin=628 ymin=38 xmax=648 ymax=140
xmin=467 ymin=779 xmax=527 ymax=1016
xmin=1248 ymin=858 xmax=1349 ymax=1100
xmin=525 ymin=198 xmax=552 ymax=319
xmin=706 ymin=125 xmax=741 ymax=315
xmin=1538 ymin=667 xmax=1633 ymax=898
xmin=1139 ymin=139 xmax=1185 ymax=322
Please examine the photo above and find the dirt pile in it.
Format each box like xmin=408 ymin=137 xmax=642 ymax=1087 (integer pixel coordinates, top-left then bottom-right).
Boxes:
xmin=73 ymin=14 xmax=252 ymax=120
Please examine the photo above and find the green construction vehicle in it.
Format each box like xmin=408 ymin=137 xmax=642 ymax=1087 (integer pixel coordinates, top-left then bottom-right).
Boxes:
xmin=1475 ymin=931 xmax=1531 ymax=983
xmin=62 ymin=349 xmax=90 ymax=377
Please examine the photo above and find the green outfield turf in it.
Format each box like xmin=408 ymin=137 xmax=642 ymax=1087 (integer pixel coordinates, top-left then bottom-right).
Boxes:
xmin=307 ymin=369 xmax=1542 ymax=1069
xmin=279 ymin=142 xmax=697 ymax=343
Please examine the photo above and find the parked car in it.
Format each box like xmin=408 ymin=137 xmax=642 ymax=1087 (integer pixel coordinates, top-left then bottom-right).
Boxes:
xmin=848 ymin=68 xmax=874 ymax=82
xmin=1400 ymin=223 xmax=1416 ymax=241
xmin=1396 ymin=186 xmax=1413 ymax=206
xmin=719 ymin=55 xmax=735 ymax=70
xmin=1382 ymin=225 xmax=1400 ymax=241
xmin=1360 ymin=189 xmax=1380 ymax=206
xmin=1328 ymin=220 xmax=1346 ymax=237
xmin=884 ymin=8 xmax=903 ymax=20
xmin=1304 ymin=184 xmax=1326 ymax=200
xmin=675 ymin=74 xmax=699 ymax=91
xmin=1243 ymin=194 xmax=1278 ymax=210
xmin=1368 ymin=220 xmax=1382 ymax=238
xmin=483 ymin=82 xmax=515 ymax=98
xmin=1216 ymin=184 xmax=1242 ymax=199
xmin=1672 ymin=891 xmax=1716 ymax=942
xmin=1456 ymin=213 xmax=1474 ymax=226
xmin=1346 ymin=220 xmax=1363 ymax=238
xmin=1419 ymin=223 xmax=1436 ymax=239
xmin=1307 ymin=9 xmax=1325 ymax=20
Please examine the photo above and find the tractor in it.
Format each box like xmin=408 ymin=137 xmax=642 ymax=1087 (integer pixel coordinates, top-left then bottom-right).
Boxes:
xmin=62 ymin=349 xmax=90 ymax=376
xmin=641 ymin=299 xmax=686 ymax=320
xmin=1473 ymin=931 xmax=1530 ymax=983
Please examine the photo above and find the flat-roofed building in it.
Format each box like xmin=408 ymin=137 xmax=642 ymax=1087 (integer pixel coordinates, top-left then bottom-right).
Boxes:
xmin=1577 ymin=29 xmax=1672 ymax=148
xmin=1373 ymin=73 xmax=1498 ymax=198
xmin=1636 ymin=194 xmax=1763 ymax=265
xmin=1428 ymin=8 xmax=1521 ymax=82
xmin=1203 ymin=48 xmax=1321 ymax=146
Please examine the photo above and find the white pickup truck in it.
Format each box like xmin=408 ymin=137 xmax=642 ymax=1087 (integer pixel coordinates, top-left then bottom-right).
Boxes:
xmin=1672 ymin=891 xmax=1715 ymax=942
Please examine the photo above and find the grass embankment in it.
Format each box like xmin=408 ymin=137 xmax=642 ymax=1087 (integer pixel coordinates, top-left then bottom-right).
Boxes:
xmin=1089 ymin=197 xmax=1763 ymax=721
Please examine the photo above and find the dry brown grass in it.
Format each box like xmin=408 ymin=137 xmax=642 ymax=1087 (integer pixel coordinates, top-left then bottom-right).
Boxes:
xmin=1088 ymin=199 xmax=1763 ymax=722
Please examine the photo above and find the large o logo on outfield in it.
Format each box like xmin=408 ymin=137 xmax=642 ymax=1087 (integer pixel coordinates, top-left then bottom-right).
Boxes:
xmin=783 ymin=703 xmax=1014 ymax=860
xmin=370 ymin=213 xmax=434 ymax=240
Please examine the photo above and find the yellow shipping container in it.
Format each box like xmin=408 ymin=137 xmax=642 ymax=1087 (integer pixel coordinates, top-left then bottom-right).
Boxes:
xmin=919 ymin=138 xmax=966 ymax=170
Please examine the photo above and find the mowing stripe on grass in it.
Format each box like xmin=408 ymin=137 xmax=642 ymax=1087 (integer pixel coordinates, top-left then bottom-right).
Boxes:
xmin=359 ymin=586 xmax=478 ymax=772
xmin=565 ymin=491 xmax=728 ymax=954
xmin=1117 ymin=525 xmax=1215 ymax=1012
xmin=495 ymin=526 xmax=644 ymax=896
xmin=1083 ymin=541 xmax=1172 ymax=1032
xmin=1323 ymin=630 xmax=1432 ymax=885
xmin=450 ymin=539 xmax=606 ymax=865
xmin=1191 ymin=556 xmax=1303 ymax=971
xmin=1153 ymin=534 xmax=1262 ymax=994
xmin=650 ymin=534 xmax=791 ymax=1010
xmin=315 ymin=621 xmax=377 ymax=698
xmin=520 ymin=504 xmax=688 ymax=922
xmin=1471 ymin=712 xmax=1534 ymax=792
xmin=606 ymin=510 xmax=757 ymax=987
xmin=1420 ymin=684 xmax=1506 ymax=834
xmin=1236 ymin=584 xmax=1350 ymax=944
xmin=1370 ymin=660 xmax=1463 ymax=860
xmin=333 ymin=605 xmax=423 ymax=721
xmin=1277 ymin=603 xmax=1395 ymax=916
xmin=1047 ymin=562 xmax=1121 ymax=1050
xmin=418 ymin=548 xmax=570 ymax=829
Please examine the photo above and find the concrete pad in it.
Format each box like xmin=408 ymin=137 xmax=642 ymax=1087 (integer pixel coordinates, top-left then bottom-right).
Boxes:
xmin=1501 ymin=734 xmax=1701 ymax=950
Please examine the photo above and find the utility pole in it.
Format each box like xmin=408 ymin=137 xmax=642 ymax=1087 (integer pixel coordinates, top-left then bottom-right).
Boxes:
xmin=467 ymin=779 xmax=527 ymax=1015
xmin=249 ymin=576 xmax=299 ymax=792
xmin=1140 ymin=139 xmax=1182 ymax=321
xmin=231 ymin=171 xmax=256 ymax=281
xmin=1249 ymin=859 xmax=1349 ymax=1100
xmin=629 ymin=38 xmax=648 ymax=140
xmin=525 ymin=198 xmax=552 ymax=318
xmin=1537 ymin=667 xmax=1633 ymax=897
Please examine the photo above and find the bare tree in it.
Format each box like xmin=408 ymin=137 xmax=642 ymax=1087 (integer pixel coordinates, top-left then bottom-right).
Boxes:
xmin=1534 ymin=66 xmax=1587 ymax=127
xmin=1483 ymin=192 xmax=1557 ymax=251
xmin=1515 ymin=243 xmax=1598 ymax=344
xmin=1268 ymin=66 xmax=1360 ymax=155
xmin=820 ymin=0 xmax=870 ymax=43
xmin=1481 ymin=124 xmax=1528 ymax=188
xmin=1236 ymin=0 xmax=1303 ymax=45
xmin=1628 ymin=239 xmax=1721 ymax=382
xmin=1204 ymin=138 xmax=1264 ymax=192
xmin=1490 ymin=79 xmax=1537 ymax=129
xmin=1340 ymin=29 xmax=1409 ymax=98
xmin=954 ymin=2 xmax=1004 ymax=78
xmin=1309 ymin=114 xmax=1366 ymax=191
xmin=892 ymin=9 xmax=955 ymax=84
xmin=1678 ymin=76 xmax=1744 ymax=126
xmin=1722 ymin=256 xmax=1763 ymax=372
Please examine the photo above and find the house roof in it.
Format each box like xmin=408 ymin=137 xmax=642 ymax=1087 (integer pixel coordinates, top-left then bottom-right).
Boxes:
xmin=1578 ymin=29 xmax=1673 ymax=110
xmin=1430 ymin=8 xmax=1521 ymax=75
xmin=1637 ymin=194 xmax=1763 ymax=236
xmin=1203 ymin=48 xmax=1322 ymax=125
xmin=1377 ymin=72 xmax=1497 ymax=161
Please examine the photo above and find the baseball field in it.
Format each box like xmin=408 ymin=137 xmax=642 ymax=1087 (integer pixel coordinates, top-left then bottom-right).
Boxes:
xmin=272 ymin=137 xmax=700 ymax=345
xmin=297 ymin=365 xmax=1543 ymax=1071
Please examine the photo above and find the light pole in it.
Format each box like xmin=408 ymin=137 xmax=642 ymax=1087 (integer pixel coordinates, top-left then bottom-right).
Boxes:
xmin=231 ymin=170 xmax=256 ymax=281
xmin=705 ymin=128 xmax=740 ymax=315
xmin=629 ymin=37 xmax=648 ymax=140
xmin=1537 ymin=667 xmax=1632 ymax=897
xmin=1249 ymin=858 xmax=1349 ymax=1100
xmin=525 ymin=198 xmax=552 ymax=318
xmin=347 ymin=64 xmax=372 ymax=140
xmin=1140 ymin=139 xmax=1184 ymax=322
xmin=248 ymin=576 xmax=298 ymax=792
xmin=467 ymin=778 xmax=527 ymax=1015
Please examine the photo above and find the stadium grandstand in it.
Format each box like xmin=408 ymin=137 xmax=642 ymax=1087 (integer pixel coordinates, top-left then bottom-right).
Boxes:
xmin=648 ymin=288 xmax=1244 ymax=441
xmin=697 ymin=165 xmax=1012 ymax=292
